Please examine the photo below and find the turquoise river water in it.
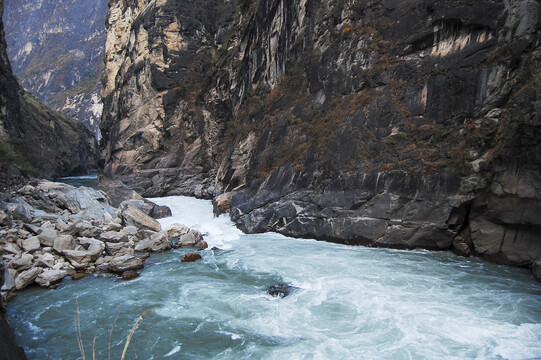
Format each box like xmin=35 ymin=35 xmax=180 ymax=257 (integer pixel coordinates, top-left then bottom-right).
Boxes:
xmin=7 ymin=196 xmax=541 ymax=359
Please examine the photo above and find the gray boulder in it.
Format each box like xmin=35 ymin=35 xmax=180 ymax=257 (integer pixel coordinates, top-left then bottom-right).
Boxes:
xmin=1 ymin=266 xmax=15 ymax=292
xmin=10 ymin=202 xmax=33 ymax=223
xmin=53 ymin=235 xmax=75 ymax=254
xmin=35 ymin=269 xmax=68 ymax=287
xmin=100 ymin=230 xmax=128 ymax=243
xmin=178 ymin=230 xmax=204 ymax=247
xmin=2 ymin=242 xmax=21 ymax=255
xmin=105 ymin=242 xmax=133 ymax=256
xmin=38 ymin=228 xmax=58 ymax=247
xmin=36 ymin=181 xmax=117 ymax=222
xmin=120 ymin=205 xmax=161 ymax=232
xmin=35 ymin=253 xmax=56 ymax=268
xmin=107 ymin=255 xmax=144 ymax=273
xmin=22 ymin=236 xmax=41 ymax=253
xmin=0 ymin=210 xmax=11 ymax=226
xmin=165 ymin=224 xmax=189 ymax=238
xmin=73 ymin=221 xmax=102 ymax=238
xmin=10 ymin=253 xmax=33 ymax=270
xmin=134 ymin=232 xmax=172 ymax=252
xmin=78 ymin=237 xmax=105 ymax=261
xmin=15 ymin=267 xmax=42 ymax=290
xmin=63 ymin=250 xmax=92 ymax=269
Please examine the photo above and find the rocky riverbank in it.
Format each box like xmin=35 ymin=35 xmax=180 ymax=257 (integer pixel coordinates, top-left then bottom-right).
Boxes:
xmin=0 ymin=179 xmax=207 ymax=302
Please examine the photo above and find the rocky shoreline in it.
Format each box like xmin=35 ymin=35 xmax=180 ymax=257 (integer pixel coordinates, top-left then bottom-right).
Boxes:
xmin=0 ymin=179 xmax=207 ymax=302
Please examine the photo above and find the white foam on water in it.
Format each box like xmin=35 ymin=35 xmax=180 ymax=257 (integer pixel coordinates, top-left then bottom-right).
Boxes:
xmin=149 ymin=196 xmax=242 ymax=249
xmin=7 ymin=196 xmax=541 ymax=359
xmin=164 ymin=344 xmax=182 ymax=357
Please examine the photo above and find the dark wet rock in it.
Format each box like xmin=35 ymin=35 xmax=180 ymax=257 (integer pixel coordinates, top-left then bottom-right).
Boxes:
xmin=138 ymin=253 xmax=151 ymax=261
xmin=120 ymin=270 xmax=139 ymax=281
xmin=181 ymin=253 xmax=202 ymax=263
xmin=267 ymin=284 xmax=297 ymax=298
xmin=532 ymin=262 xmax=541 ymax=283
xmin=71 ymin=273 xmax=86 ymax=281
xmin=196 ymin=241 xmax=209 ymax=250
xmin=152 ymin=205 xmax=172 ymax=219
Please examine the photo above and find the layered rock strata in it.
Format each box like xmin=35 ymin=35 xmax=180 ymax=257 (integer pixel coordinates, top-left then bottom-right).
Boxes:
xmin=101 ymin=0 xmax=541 ymax=274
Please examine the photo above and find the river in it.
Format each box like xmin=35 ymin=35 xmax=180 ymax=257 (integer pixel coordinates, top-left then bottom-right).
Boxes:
xmin=7 ymin=196 xmax=541 ymax=359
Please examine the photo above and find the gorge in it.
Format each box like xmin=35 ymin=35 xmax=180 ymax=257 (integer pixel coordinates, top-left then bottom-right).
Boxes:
xmin=99 ymin=0 xmax=541 ymax=273
xmin=1 ymin=0 xmax=541 ymax=358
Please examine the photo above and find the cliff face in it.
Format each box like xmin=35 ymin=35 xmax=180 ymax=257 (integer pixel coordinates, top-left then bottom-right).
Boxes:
xmin=0 ymin=0 xmax=97 ymax=180
xmin=100 ymin=0 xmax=237 ymax=196
xmin=101 ymin=0 xmax=541 ymax=268
xmin=3 ymin=0 xmax=108 ymax=138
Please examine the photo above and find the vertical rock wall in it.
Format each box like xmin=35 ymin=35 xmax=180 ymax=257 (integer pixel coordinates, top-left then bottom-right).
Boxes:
xmin=101 ymin=0 xmax=541 ymax=270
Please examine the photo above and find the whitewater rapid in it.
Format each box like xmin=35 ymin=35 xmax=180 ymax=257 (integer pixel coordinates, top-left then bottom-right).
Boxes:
xmin=7 ymin=196 xmax=541 ymax=359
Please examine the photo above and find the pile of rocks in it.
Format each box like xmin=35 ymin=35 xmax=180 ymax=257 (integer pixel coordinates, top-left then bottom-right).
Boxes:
xmin=0 ymin=180 xmax=207 ymax=301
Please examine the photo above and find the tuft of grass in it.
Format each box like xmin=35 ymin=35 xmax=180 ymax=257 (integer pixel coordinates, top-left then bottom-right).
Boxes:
xmin=74 ymin=300 xmax=152 ymax=360
xmin=0 ymin=139 xmax=40 ymax=176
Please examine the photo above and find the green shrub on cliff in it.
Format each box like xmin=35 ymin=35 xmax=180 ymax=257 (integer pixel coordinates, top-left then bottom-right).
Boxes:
xmin=0 ymin=139 xmax=39 ymax=176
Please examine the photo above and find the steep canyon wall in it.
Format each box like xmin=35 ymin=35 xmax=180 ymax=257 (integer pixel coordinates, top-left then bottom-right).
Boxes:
xmin=101 ymin=0 xmax=541 ymax=269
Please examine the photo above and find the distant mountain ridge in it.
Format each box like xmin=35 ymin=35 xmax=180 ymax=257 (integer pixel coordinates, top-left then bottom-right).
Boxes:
xmin=3 ymin=0 xmax=108 ymax=139
xmin=0 ymin=0 xmax=96 ymax=180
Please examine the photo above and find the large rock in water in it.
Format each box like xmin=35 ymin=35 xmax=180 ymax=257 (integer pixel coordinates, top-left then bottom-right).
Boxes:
xmin=181 ymin=253 xmax=202 ymax=263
